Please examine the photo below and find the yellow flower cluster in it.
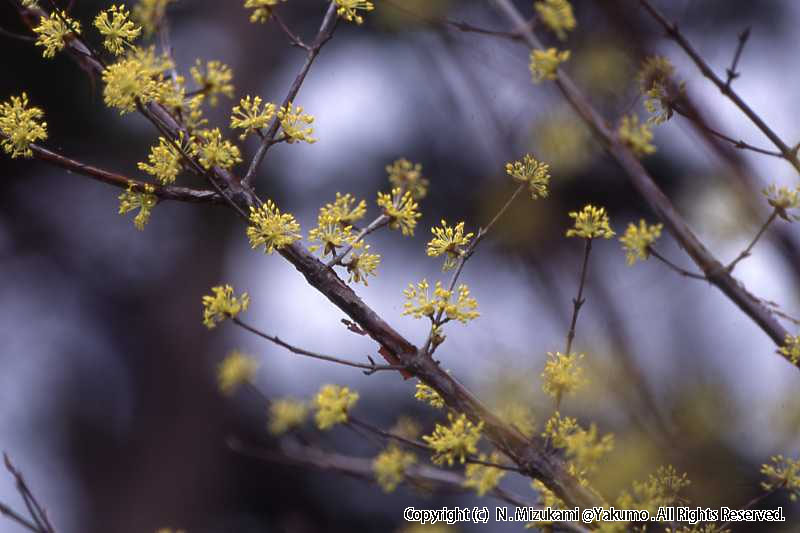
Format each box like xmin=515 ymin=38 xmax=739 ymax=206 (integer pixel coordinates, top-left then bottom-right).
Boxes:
xmin=505 ymin=154 xmax=551 ymax=200
xmin=201 ymin=284 xmax=250 ymax=329
xmin=191 ymin=60 xmax=234 ymax=107
xmin=414 ymin=382 xmax=445 ymax=409
xmin=313 ymin=384 xmax=359 ymax=430
xmin=566 ymin=204 xmax=615 ymax=239
xmin=94 ymin=5 xmax=141 ymax=55
xmin=763 ymin=184 xmax=800 ymax=222
xmin=761 ymin=455 xmax=800 ymax=501
xmin=192 ymin=128 xmax=242 ymax=170
xmin=133 ymin=0 xmax=174 ymax=36
xmin=268 ymin=398 xmax=309 ymax=435
xmin=246 ymin=200 xmax=302 ymax=254
xmin=534 ymin=0 xmax=576 ymax=41
xmin=217 ymin=350 xmax=258 ymax=395
xmin=319 ymin=192 xmax=367 ymax=225
xmin=530 ymin=48 xmax=570 ymax=82
xmin=335 ymin=0 xmax=375 ymax=25
xmin=463 ymin=451 xmax=506 ymax=496
xmin=137 ymin=135 xmax=184 ymax=184
xmin=618 ymin=114 xmax=656 ymax=156
xmin=118 ymin=182 xmax=157 ymax=230
xmin=426 ymin=220 xmax=474 ymax=272
xmin=33 ymin=10 xmax=81 ymax=58
xmin=244 ymin=0 xmax=286 ymax=23
xmin=309 ymin=215 xmax=354 ymax=258
xmin=277 ymin=102 xmax=316 ymax=144
xmin=402 ymin=279 xmax=480 ymax=324
xmin=377 ymin=188 xmax=421 ymax=236
xmin=778 ymin=335 xmax=800 ymax=365
xmin=616 ymin=465 xmax=691 ymax=514
xmin=230 ymin=95 xmax=276 ymax=140
xmin=638 ymin=55 xmax=682 ymax=125
xmin=101 ymin=47 xmax=173 ymax=113
xmin=387 ymin=158 xmax=428 ymax=200
xmin=345 ymin=242 xmax=380 ymax=286
xmin=0 ymin=93 xmax=47 ymax=159
xmin=422 ymin=413 xmax=483 ymax=466
xmin=541 ymin=352 xmax=587 ymax=402
xmin=619 ymin=219 xmax=662 ymax=265
xmin=543 ymin=412 xmax=613 ymax=481
xmin=372 ymin=446 xmax=416 ymax=493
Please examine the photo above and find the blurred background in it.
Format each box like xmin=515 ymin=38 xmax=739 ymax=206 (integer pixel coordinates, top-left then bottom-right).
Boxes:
xmin=0 ymin=0 xmax=799 ymax=531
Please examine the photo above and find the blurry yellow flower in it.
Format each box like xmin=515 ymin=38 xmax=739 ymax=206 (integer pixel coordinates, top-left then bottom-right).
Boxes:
xmin=217 ymin=350 xmax=258 ymax=395
xmin=313 ymin=384 xmax=359 ymax=430
xmin=530 ymin=48 xmax=570 ymax=82
xmin=619 ymin=220 xmax=662 ymax=265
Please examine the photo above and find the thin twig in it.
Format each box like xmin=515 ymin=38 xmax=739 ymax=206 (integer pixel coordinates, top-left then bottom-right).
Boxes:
xmin=232 ymin=317 xmax=406 ymax=375
xmin=4 ymin=454 xmax=54 ymax=533
xmin=564 ymin=238 xmax=592 ymax=357
xmin=726 ymin=210 xmax=778 ymax=273
xmin=326 ymin=215 xmax=390 ymax=268
xmin=647 ymin=247 xmax=707 ymax=280
xmin=724 ymin=27 xmax=750 ymax=90
xmin=242 ymin=1 xmax=339 ymax=187
xmin=673 ymin=106 xmax=783 ymax=158
xmin=0 ymin=25 xmax=35 ymax=41
xmin=273 ymin=12 xmax=310 ymax=50
xmin=718 ymin=484 xmax=782 ymax=531
xmin=637 ymin=0 xmax=800 ymax=174
xmin=0 ymin=500 xmax=40 ymax=533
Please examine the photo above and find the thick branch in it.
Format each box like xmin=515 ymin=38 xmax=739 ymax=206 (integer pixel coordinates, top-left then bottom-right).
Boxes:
xmin=493 ymin=0 xmax=791 ymax=355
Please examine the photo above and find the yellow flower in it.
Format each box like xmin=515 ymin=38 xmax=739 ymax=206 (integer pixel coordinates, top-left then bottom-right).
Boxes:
xmin=137 ymin=135 xmax=185 ymax=185
xmin=132 ymin=0 xmax=175 ymax=37
xmin=618 ymin=114 xmax=656 ymax=156
xmin=102 ymin=49 xmax=173 ymax=114
xmin=619 ymin=219 xmax=662 ymax=265
xmin=94 ymin=5 xmax=141 ymax=55
xmin=763 ymin=184 xmax=800 ymax=221
xmin=543 ymin=412 xmax=613 ymax=479
xmin=217 ymin=350 xmax=258 ymax=395
xmin=268 ymin=398 xmax=309 ymax=435
xmin=244 ymin=0 xmax=286 ymax=23
xmin=414 ymin=382 xmax=445 ymax=409
xmin=191 ymin=60 xmax=234 ymax=107
xmin=246 ymin=200 xmax=302 ymax=254
xmin=779 ymin=335 xmax=800 ymax=365
xmin=118 ymin=182 xmax=157 ymax=230
xmin=534 ymin=0 xmax=576 ymax=40
xmin=201 ymin=284 xmax=250 ymax=329
xmin=0 ymin=93 xmax=47 ymax=159
xmin=319 ymin=193 xmax=367 ymax=225
xmin=344 ymin=241 xmax=380 ymax=286
xmin=427 ymin=220 xmax=474 ymax=272
xmin=335 ymin=0 xmax=375 ymax=25
xmin=505 ymin=154 xmax=551 ymax=199
xmin=377 ymin=188 xmax=421 ymax=236
xmin=313 ymin=384 xmax=359 ymax=430
xmin=638 ymin=56 xmax=675 ymax=94
xmin=529 ymin=48 xmax=570 ymax=82
xmin=230 ymin=95 xmax=276 ymax=140
xmin=541 ymin=352 xmax=587 ymax=402
xmin=372 ymin=446 xmax=416 ymax=493
xmin=422 ymin=412 xmax=483 ymax=466
xmin=308 ymin=214 xmax=354 ymax=258
xmin=566 ymin=204 xmax=615 ymax=239
xmin=386 ymin=158 xmax=428 ymax=199
xmin=192 ymin=128 xmax=242 ymax=170
xmin=277 ymin=102 xmax=316 ymax=144
xmin=761 ymin=455 xmax=800 ymax=501
xmin=33 ymin=10 xmax=81 ymax=58
xmin=463 ymin=451 xmax=507 ymax=496
xmin=403 ymin=279 xmax=479 ymax=324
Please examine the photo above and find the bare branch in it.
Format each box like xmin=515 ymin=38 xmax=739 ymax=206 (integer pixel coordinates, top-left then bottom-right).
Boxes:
xmin=493 ymin=0 xmax=792 ymax=356
xmin=232 ymin=317 xmax=406 ymax=374
xmin=724 ymin=27 xmax=750 ymax=89
xmin=242 ymin=1 xmax=339 ymax=187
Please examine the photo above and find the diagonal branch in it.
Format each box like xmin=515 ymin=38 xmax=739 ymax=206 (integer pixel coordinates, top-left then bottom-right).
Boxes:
xmin=637 ymin=0 xmax=800 ymax=174
xmin=242 ymin=1 xmax=339 ymax=187
xmin=493 ymin=0 xmax=792 ymax=359
xmin=24 ymin=142 xmax=222 ymax=203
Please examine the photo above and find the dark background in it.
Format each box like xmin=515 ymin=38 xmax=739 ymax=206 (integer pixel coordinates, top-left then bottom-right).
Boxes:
xmin=0 ymin=1 xmax=799 ymax=531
